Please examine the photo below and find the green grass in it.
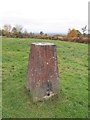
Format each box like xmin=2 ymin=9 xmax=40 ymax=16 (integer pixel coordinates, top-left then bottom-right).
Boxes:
xmin=0 ymin=36 xmax=2 ymax=119
xmin=2 ymin=37 xmax=88 ymax=118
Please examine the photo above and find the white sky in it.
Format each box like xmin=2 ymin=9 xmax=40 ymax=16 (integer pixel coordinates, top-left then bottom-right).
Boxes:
xmin=0 ymin=0 xmax=89 ymax=34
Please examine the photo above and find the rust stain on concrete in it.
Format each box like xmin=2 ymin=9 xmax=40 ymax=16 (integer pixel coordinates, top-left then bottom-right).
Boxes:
xmin=27 ymin=42 xmax=60 ymax=101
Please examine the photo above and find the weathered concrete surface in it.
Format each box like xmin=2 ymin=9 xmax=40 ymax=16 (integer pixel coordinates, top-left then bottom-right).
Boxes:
xmin=27 ymin=42 xmax=60 ymax=101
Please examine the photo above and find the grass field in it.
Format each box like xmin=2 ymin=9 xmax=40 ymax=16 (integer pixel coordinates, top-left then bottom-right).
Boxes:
xmin=2 ymin=37 xmax=88 ymax=118
xmin=0 ymin=36 xmax=2 ymax=119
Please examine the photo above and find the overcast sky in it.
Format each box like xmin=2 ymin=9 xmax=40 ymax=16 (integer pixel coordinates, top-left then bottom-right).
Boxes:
xmin=0 ymin=0 xmax=89 ymax=34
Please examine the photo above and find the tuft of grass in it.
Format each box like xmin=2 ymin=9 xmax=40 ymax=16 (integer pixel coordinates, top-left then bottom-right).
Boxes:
xmin=2 ymin=37 xmax=88 ymax=118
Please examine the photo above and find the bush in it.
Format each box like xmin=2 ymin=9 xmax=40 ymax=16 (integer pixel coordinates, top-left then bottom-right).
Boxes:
xmin=67 ymin=29 xmax=82 ymax=38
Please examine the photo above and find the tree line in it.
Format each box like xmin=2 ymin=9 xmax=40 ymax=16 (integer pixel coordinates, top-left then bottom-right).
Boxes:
xmin=0 ymin=24 xmax=46 ymax=38
xmin=0 ymin=24 xmax=88 ymax=38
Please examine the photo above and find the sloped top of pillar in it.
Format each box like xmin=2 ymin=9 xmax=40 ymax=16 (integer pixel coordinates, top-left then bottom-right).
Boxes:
xmin=31 ymin=42 xmax=55 ymax=46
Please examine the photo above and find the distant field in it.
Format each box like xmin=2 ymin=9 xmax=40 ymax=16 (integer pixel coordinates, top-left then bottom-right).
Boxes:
xmin=2 ymin=37 xmax=88 ymax=118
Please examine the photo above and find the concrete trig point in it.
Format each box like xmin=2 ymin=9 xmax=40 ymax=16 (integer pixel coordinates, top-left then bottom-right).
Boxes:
xmin=27 ymin=42 xmax=60 ymax=102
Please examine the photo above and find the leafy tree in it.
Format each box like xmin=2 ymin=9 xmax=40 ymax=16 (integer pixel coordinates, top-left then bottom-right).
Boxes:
xmin=11 ymin=27 xmax=18 ymax=37
xmin=76 ymin=30 xmax=82 ymax=37
xmin=3 ymin=24 xmax=12 ymax=37
xmin=45 ymin=33 xmax=47 ymax=36
xmin=0 ymin=29 xmax=2 ymax=36
xmin=40 ymin=31 xmax=44 ymax=36
xmin=67 ymin=29 xmax=81 ymax=38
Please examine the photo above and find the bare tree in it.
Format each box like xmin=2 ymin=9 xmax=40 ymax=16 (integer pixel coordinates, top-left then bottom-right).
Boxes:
xmin=82 ymin=25 xmax=87 ymax=37
xmin=23 ymin=29 xmax=29 ymax=38
xmin=15 ymin=25 xmax=23 ymax=33
xmin=3 ymin=24 xmax=11 ymax=32
xmin=11 ymin=25 xmax=23 ymax=37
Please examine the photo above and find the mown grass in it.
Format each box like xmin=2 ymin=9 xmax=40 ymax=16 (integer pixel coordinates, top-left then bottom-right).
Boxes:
xmin=2 ymin=37 xmax=88 ymax=118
